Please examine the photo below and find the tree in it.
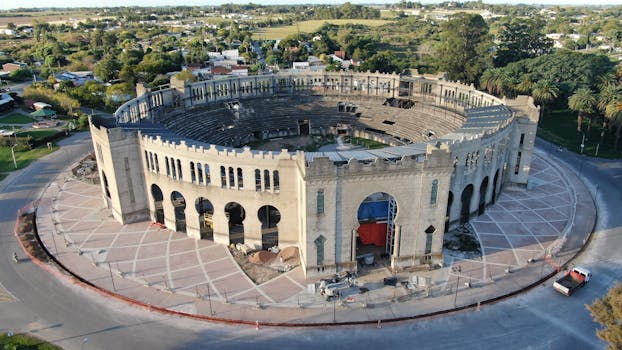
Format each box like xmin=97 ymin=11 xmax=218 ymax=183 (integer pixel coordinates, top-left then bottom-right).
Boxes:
xmin=479 ymin=68 xmax=513 ymax=97
xmin=436 ymin=13 xmax=492 ymax=84
xmin=94 ymin=56 xmax=121 ymax=82
xmin=568 ymin=87 xmax=597 ymax=133
xmin=494 ymin=17 xmax=553 ymax=67
xmin=357 ymin=51 xmax=399 ymax=74
xmin=587 ymin=283 xmax=622 ymax=350
xmin=605 ymin=99 xmax=622 ymax=151
xmin=531 ymin=80 xmax=559 ymax=117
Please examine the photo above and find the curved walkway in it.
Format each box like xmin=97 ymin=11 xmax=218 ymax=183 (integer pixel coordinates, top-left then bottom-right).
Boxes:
xmin=31 ymin=151 xmax=595 ymax=325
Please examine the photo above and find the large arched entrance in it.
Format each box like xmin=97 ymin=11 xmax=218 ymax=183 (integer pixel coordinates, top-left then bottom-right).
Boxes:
xmin=460 ymin=184 xmax=474 ymax=224
xmin=225 ymin=202 xmax=245 ymax=245
xmin=492 ymin=169 xmax=500 ymax=204
xmin=171 ymin=191 xmax=186 ymax=233
xmin=356 ymin=192 xmax=397 ymax=264
xmin=478 ymin=177 xmax=489 ymax=215
xmin=151 ymin=184 xmax=164 ymax=224
xmin=445 ymin=191 xmax=453 ymax=233
xmin=195 ymin=197 xmax=214 ymax=240
xmin=258 ymin=205 xmax=281 ymax=250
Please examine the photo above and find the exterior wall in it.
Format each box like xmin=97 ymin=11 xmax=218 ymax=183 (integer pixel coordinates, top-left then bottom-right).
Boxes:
xmin=99 ymin=71 xmax=540 ymax=278
xmin=303 ymin=145 xmax=452 ymax=277
xmin=90 ymin=121 xmax=150 ymax=224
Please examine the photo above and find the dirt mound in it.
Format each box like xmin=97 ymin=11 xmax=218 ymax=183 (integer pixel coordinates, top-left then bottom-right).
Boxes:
xmin=277 ymin=246 xmax=300 ymax=266
xmin=249 ymin=250 xmax=278 ymax=265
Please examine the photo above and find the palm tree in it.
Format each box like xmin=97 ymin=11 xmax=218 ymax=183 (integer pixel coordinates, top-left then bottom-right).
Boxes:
xmin=605 ymin=99 xmax=622 ymax=151
xmin=597 ymin=84 xmax=621 ymax=145
xmin=531 ymin=80 xmax=559 ymax=118
xmin=515 ymin=76 xmax=533 ymax=95
xmin=480 ymin=68 xmax=513 ymax=97
xmin=568 ymin=87 xmax=597 ymax=134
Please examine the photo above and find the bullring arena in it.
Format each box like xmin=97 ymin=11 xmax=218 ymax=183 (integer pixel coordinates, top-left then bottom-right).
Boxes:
xmin=90 ymin=71 xmax=539 ymax=278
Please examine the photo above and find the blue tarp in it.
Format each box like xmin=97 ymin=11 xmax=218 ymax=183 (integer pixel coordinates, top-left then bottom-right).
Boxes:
xmin=358 ymin=201 xmax=388 ymax=221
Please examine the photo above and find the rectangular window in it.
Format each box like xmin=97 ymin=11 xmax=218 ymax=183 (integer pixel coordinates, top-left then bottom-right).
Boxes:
xmin=317 ymin=190 xmax=324 ymax=215
xmin=430 ymin=179 xmax=438 ymax=205
xmin=515 ymin=152 xmax=522 ymax=175
xmin=519 ymin=133 xmax=525 ymax=146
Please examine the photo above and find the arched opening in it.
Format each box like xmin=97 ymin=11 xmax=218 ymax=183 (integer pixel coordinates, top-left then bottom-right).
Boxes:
xmin=195 ymin=197 xmax=214 ymax=240
xmin=225 ymin=202 xmax=245 ymax=245
xmin=356 ymin=192 xmax=397 ymax=265
xmin=492 ymin=169 xmax=500 ymax=204
xmin=479 ymin=177 xmax=489 ymax=215
xmin=460 ymin=185 xmax=474 ymax=224
xmin=258 ymin=205 xmax=281 ymax=250
xmin=151 ymin=184 xmax=164 ymax=224
xmin=171 ymin=191 xmax=186 ymax=233
xmin=445 ymin=191 xmax=453 ymax=233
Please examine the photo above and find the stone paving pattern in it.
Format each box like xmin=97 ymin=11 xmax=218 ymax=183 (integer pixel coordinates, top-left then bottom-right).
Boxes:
xmin=34 ymin=151 xmax=595 ymax=324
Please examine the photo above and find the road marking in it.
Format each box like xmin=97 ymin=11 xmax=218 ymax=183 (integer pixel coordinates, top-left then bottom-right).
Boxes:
xmin=0 ymin=281 xmax=18 ymax=302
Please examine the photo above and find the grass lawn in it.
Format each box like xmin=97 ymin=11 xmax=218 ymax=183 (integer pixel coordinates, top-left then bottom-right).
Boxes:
xmin=0 ymin=113 xmax=36 ymax=124
xmin=16 ymin=129 xmax=61 ymax=140
xmin=0 ymin=146 xmax=55 ymax=181
xmin=0 ymin=332 xmax=61 ymax=350
xmin=252 ymin=19 xmax=393 ymax=40
xmin=538 ymin=109 xmax=622 ymax=159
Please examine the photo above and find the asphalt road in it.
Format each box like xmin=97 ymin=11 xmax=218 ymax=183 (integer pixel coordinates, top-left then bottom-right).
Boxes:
xmin=0 ymin=134 xmax=620 ymax=350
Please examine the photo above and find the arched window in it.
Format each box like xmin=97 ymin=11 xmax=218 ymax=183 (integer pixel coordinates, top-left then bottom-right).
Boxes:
xmin=264 ymin=169 xmax=270 ymax=190
xmin=255 ymin=169 xmax=261 ymax=191
xmin=177 ymin=159 xmax=183 ymax=180
xmin=228 ymin=167 xmax=235 ymax=188
xmin=144 ymin=151 xmax=150 ymax=170
xmin=197 ymin=162 xmax=203 ymax=184
xmin=149 ymin=152 xmax=154 ymax=171
xmin=220 ymin=166 xmax=227 ymax=188
xmin=205 ymin=164 xmax=211 ymax=184
xmin=154 ymin=154 xmax=159 ymax=173
xmin=237 ymin=168 xmax=243 ymax=189
xmin=190 ymin=162 xmax=196 ymax=183
xmin=170 ymin=158 xmax=177 ymax=179
xmin=431 ymin=179 xmax=438 ymax=205
xmin=314 ymin=235 xmax=326 ymax=267
xmin=273 ymin=170 xmax=280 ymax=191
xmin=165 ymin=157 xmax=170 ymax=177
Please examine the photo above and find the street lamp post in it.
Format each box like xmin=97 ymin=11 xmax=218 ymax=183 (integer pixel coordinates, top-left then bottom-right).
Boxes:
xmin=453 ymin=265 xmax=462 ymax=308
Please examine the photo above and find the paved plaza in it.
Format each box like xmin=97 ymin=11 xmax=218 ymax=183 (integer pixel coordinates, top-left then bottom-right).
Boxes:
xmin=31 ymin=150 xmax=595 ymax=324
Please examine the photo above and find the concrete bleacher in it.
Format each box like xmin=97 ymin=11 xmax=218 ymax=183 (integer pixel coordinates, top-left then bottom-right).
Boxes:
xmin=154 ymin=94 xmax=465 ymax=148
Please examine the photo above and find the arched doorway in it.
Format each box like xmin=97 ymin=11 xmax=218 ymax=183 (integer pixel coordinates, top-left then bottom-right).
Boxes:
xmin=195 ymin=197 xmax=214 ymax=240
xmin=478 ymin=177 xmax=489 ymax=215
xmin=445 ymin=191 xmax=453 ymax=233
xmin=258 ymin=205 xmax=281 ymax=250
xmin=492 ymin=169 xmax=500 ymax=204
xmin=460 ymin=185 xmax=474 ymax=224
xmin=151 ymin=184 xmax=164 ymax=224
xmin=356 ymin=192 xmax=397 ymax=263
xmin=171 ymin=191 xmax=186 ymax=233
xmin=225 ymin=202 xmax=245 ymax=245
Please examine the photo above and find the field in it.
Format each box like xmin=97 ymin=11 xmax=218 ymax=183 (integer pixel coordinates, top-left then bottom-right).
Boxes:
xmin=0 ymin=112 xmax=35 ymax=124
xmin=0 ymin=10 xmax=108 ymax=27
xmin=537 ymin=109 xmax=622 ymax=159
xmin=0 ymin=146 xmax=55 ymax=180
xmin=17 ymin=129 xmax=60 ymax=139
xmin=252 ymin=19 xmax=393 ymax=40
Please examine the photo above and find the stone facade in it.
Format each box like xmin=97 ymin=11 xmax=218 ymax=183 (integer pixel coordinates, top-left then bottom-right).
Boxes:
xmin=90 ymin=71 xmax=539 ymax=278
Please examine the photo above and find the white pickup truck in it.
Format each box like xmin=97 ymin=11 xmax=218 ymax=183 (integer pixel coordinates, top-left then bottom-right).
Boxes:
xmin=553 ymin=266 xmax=591 ymax=296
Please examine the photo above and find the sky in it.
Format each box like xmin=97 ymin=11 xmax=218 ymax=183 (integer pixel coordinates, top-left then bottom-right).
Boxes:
xmin=1 ymin=0 xmax=622 ymax=11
